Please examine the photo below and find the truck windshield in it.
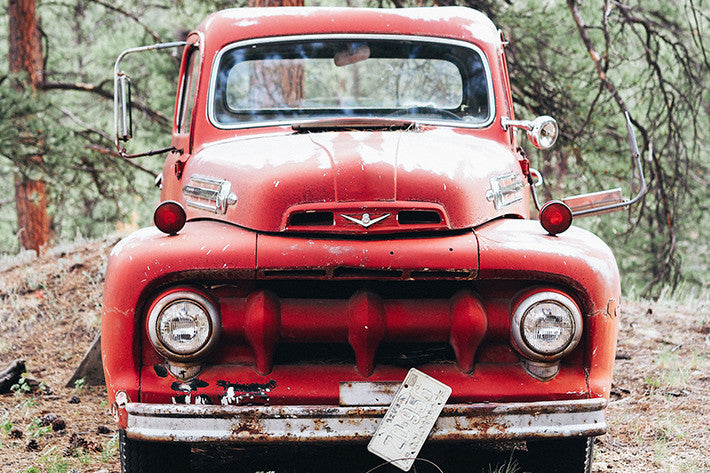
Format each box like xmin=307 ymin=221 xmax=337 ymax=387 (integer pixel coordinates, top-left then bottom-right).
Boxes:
xmin=210 ymin=36 xmax=492 ymax=128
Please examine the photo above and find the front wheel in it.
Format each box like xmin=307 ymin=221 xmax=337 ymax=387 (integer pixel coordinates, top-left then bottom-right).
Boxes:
xmin=119 ymin=430 xmax=191 ymax=473
xmin=525 ymin=436 xmax=593 ymax=473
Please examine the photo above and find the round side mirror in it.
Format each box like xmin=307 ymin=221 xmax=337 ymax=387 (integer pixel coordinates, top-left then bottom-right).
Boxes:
xmin=527 ymin=116 xmax=558 ymax=150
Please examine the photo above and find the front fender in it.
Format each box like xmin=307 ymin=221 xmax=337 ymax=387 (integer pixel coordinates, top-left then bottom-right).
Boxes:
xmin=101 ymin=221 xmax=257 ymax=408
xmin=476 ymin=219 xmax=621 ymax=399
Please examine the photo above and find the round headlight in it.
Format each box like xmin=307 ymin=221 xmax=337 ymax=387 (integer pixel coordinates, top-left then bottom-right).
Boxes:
xmin=511 ymin=290 xmax=582 ymax=361
xmin=147 ymin=289 xmax=220 ymax=361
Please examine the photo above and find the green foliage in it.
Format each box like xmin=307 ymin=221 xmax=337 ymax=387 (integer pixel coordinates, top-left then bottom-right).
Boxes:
xmin=10 ymin=373 xmax=32 ymax=396
xmin=100 ymin=432 xmax=120 ymax=463
xmin=73 ymin=377 xmax=86 ymax=391
xmin=0 ymin=416 xmax=12 ymax=435
xmin=28 ymin=418 xmax=51 ymax=439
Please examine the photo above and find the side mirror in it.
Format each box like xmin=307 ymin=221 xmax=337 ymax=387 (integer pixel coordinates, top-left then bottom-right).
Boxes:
xmin=115 ymin=74 xmax=133 ymax=142
xmin=112 ymin=41 xmax=188 ymax=158
xmin=501 ymin=115 xmax=559 ymax=150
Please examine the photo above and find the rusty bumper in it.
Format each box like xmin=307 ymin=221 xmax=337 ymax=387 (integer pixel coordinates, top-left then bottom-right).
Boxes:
xmin=125 ymin=398 xmax=606 ymax=443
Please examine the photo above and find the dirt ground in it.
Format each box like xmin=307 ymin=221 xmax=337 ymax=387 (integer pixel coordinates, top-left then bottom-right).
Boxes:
xmin=0 ymin=237 xmax=708 ymax=473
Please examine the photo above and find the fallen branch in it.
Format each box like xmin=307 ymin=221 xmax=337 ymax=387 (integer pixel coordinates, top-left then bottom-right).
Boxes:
xmin=0 ymin=359 xmax=26 ymax=394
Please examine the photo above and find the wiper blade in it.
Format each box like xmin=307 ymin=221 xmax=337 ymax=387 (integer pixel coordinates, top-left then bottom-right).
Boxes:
xmin=292 ymin=117 xmax=415 ymax=132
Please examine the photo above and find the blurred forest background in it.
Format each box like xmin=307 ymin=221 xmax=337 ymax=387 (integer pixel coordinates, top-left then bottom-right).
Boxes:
xmin=0 ymin=0 xmax=708 ymax=297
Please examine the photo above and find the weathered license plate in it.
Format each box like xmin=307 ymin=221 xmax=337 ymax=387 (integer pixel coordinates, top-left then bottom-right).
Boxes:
xmin=367 ymin=369 xmax=451 ymax=471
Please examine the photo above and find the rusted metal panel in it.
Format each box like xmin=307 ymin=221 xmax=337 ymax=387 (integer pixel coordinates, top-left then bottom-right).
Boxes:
xmin=339 ymin=381 xmax=400 ymax=406
xmin=125 ymin=398 xmax=606 ymax=443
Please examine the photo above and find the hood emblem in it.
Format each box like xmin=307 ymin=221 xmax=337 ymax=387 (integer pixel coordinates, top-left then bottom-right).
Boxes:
xmin=341 ymin=213 xmax=390 ymax=228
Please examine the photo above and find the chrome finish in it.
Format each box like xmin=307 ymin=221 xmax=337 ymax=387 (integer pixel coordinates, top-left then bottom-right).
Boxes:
xmin=116 ymin=75 xmax=132 ymax=142
xmin=124 ymin=398 xmax=607 ymax=443
xmin=564 ymin=188 xmax=624 ymax=215
xmin=568 ymin=112 xmax=648 ymax=217
xmin=183 ymin=175 xmax=237 ymax=214
xmin=113 ymin=41 xmax=188 ymax=156
xmin=147 ymin=290 xmax=221 ymax=362
xmin=529 ymin=168 xmax=543 ymax=187
xmin=166 ymin=362 xmax=203 ymax=381
xmin=511 ymin=291 xmax=583 ymax=363
xmin=485 ymin=172 xmax=524 ymax=209
xmin=340 ymin=213 xmax=391 ymax=228
xmin=501 ymin=116 xmax=558 ymax=150
xmin=524 ymin=360 xmax=561 ymax=381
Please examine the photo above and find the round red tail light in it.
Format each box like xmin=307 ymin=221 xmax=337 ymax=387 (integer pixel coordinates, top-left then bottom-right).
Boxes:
xmin=154 ymin=200 xmax=186 ymax=235
xmin=539 ymin=200 xmax=572 ymax=235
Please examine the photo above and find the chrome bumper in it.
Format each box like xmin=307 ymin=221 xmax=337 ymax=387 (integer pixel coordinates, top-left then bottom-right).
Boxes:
xmin=125 ymin=398 xmax=606 ymax=443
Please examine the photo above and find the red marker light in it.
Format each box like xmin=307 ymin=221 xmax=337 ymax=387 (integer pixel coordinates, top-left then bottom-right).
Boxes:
xmin=154 ymin=201 xmax=186 ymax=235
xmin=539 ymin=200 xmax=573 ymax=235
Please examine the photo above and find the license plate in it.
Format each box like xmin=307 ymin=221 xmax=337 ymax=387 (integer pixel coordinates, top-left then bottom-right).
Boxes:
xmin=367 ymin=369 xmax=451 ymax=471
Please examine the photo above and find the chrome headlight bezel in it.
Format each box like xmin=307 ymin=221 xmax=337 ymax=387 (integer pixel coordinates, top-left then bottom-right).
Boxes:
xmin=147 ymin=288 xmax=221 ymax=362
xmin=511 ymin=290 xmax=583 ymax=362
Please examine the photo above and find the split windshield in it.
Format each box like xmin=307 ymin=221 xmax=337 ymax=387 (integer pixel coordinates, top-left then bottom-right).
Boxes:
xmin=210 ymin=36 xmax=492 ymax=127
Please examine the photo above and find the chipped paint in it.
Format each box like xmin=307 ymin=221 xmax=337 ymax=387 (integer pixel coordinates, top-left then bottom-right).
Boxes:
xmin=217 ymin=380 xmax=277 ymax=406
xmin=124 ymin=398 xmax=607 ymax=443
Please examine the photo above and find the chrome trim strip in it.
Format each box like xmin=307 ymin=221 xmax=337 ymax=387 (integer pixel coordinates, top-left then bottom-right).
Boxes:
xmin=207 ymin=34 xmax=496 ymax=130
xmin=182 ymin=175 xmax=237 ymax=214
xmin=125 ymin=398 xmax=606 ymax=443
xmin=485 ymin=172 xmax=524 ymax=209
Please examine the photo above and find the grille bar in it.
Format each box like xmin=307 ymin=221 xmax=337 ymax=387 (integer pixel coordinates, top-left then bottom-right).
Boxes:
xmin=221 ymin=289 xmax=488 ymax=376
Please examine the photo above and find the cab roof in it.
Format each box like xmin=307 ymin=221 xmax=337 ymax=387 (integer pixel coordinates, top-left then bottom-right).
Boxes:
xmin=196 ymin=7 xmax=501 ymax=48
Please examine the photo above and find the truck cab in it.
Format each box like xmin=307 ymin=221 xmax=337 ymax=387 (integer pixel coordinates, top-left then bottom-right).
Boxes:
xmin=103 ymin=7 xmax=639 ymax=473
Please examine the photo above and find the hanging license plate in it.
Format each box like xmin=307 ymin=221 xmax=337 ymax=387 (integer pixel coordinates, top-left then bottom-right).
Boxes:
xmin=367 ymin=369 xmax=451 ymax=471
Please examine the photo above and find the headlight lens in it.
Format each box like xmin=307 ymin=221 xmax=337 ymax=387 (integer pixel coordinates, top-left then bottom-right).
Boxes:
xmin=521 ymin=301 xmax=574 ymax=354
xmin=157 ymin=299 xmax=211 ymax=355
xmin=511 ymin=290 xmax=582 ymax=361
xmin=148 ymin=289 xmax=220 ymax=361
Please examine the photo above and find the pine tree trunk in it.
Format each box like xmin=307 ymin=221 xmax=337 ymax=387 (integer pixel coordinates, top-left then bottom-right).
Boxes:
xmin=14 ymin=176 xmax=49 ymax=254
xmin=8 ymin=0 xmax=50 ymax=254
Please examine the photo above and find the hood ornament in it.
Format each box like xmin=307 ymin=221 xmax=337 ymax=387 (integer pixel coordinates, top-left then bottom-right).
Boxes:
xmin=341 ymin=213 xmax=390 ymax=228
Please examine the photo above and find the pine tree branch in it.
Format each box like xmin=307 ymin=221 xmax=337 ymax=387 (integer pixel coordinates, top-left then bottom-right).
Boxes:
xmin=39 ymin=80 xmax=170 ymax=127
xmin=87 ymin=0 xmax=162 ymax=43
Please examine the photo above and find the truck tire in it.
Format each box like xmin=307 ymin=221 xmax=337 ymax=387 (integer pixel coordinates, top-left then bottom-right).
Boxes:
xmin=119 ymin=430 xmax=191 ymax=473
xmin=525 ymin=436 xmax=593 ymax=473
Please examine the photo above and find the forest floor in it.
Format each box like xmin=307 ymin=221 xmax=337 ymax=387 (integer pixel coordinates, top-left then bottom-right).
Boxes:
xmin=0 ymin=236 xmax=708 ymax=473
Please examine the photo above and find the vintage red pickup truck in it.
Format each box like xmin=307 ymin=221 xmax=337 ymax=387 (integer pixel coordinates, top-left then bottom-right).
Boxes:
xmin=104 ymin=6 xmax=645 ymax=473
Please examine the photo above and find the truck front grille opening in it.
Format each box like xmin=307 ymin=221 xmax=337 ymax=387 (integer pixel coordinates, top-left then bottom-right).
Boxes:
xmin=288 ymin=211 xmax=335 ymax=227
xmin=397 ymin=210 xmax=442 ymax=225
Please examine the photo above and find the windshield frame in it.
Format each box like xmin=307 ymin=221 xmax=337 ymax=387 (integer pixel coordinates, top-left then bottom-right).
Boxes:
xmin=207 ymin=34 xmax=496 ymax=130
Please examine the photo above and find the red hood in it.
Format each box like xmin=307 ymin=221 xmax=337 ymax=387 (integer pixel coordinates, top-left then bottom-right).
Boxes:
xmin=173 ymin=127 xmax=528 ymax=233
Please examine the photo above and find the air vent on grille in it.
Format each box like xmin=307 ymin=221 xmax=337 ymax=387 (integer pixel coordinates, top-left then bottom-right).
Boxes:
xmin=397 ymin=210 xmax=441 ymax=225
xmin=332 ymin=268 xmax=403 ymax=278
xmin=288 ymin=211 xmax=334 ymax=227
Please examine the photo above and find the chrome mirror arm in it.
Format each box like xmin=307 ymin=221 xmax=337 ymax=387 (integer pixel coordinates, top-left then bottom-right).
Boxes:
xmin=502 ymin=116 xmax=559 ymax=150
xmin=569 ymin=112 xmax=648 ymax=217
xmin=113 ymin=41 xmax=189 ymax=157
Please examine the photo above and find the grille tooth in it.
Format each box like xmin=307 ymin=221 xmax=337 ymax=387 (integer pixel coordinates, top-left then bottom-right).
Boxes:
xmin=244 ymin=290 xmax=281 ymax=375
xmin=449 ymin=290 xmax=488 ymax=373
xmin=347 ymin=291 xmax=386 ymax=377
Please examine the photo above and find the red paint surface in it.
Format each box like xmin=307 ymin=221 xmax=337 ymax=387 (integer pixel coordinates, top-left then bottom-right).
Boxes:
xmin=103 ymin=8 xmax=621 ymax=439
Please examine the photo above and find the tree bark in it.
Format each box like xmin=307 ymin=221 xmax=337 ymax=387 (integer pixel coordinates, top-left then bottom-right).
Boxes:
xmin=14 ymin=176 xmax=49 ymax=252
xmin=8 ymin=0 xmax=50 ymax=254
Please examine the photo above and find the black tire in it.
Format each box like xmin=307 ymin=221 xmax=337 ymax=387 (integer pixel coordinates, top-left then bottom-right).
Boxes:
xmin=525 ymin=436 xmax=593 ymax=473
xmin=119 ymin=429 xmax=191 ymax=473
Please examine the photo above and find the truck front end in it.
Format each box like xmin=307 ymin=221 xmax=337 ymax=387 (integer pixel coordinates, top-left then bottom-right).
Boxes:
xmin=104 ymin=7 xmax=627 ymax=473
